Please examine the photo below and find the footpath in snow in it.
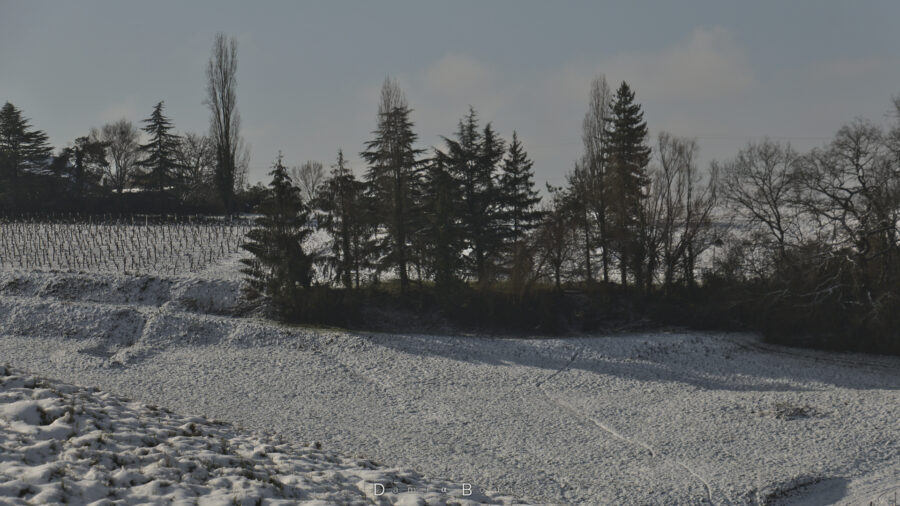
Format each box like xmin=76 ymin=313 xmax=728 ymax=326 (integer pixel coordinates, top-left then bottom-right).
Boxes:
xmin=0 ymin=269 xmax=898 ymax=504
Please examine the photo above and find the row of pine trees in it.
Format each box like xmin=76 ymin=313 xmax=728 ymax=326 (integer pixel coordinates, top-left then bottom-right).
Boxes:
xmin=241 ymin=76 xmax=695 ymax=313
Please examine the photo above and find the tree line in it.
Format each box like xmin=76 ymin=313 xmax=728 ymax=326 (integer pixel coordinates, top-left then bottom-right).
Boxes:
xmin=0 ymin=33 xmax=246 ymax=214
xmin=3 ymin=33 xmax=900 ymax=353
xmin=245 ymin=76 xmax=900 ymax=354
xmin=245 ymin=76 xmax=714 ymax=294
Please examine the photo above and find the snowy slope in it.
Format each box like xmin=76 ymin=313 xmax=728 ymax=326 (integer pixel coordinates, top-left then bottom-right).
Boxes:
xmin=0 ymin=269 xmax=898 ymax=504
xmin=0 ymin=365 xmax=516 ymax=505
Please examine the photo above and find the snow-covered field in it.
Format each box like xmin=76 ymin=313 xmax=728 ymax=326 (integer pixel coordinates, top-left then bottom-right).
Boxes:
xmin=0 ymin=365 xmax=512 ymax=505
xmin=1 ymin=263 xmax=899 ymax=503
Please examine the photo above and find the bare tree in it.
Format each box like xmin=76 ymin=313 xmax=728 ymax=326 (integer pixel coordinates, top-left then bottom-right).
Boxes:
xmin=794 ymin=120 xmax=900 ymax=285
xmin=682 ymin=156 xmax=718 ymax=286
xmin=566 ymin=160 xmax=595 ymax=284
xmin=99 ymin=119 xmax=139 ymax=194
xmin=536 ymin=184 xmax=576 ymax=289
xmin=651 ymin=133 xmax=718 ymax=287
xmin=291 ymin=160 xmax=325 ymax=204
xmin=378 ymin=76 xmax=407 ymax=116
xmin=717 ymin=140 xmax=800 ymax=268
xmin=175 ymin=132 xmax=215 ymax=202
xmin=205 ymin=32 xmax=242 ymax=213
xmin=888 ymin=95 xmax=900 ymax=168
xmin=581 ymin=74 xmax=613 ymax=282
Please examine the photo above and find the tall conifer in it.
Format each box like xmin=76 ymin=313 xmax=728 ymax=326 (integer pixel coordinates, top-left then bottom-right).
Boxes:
xmin=604 ymin=82 xmax=651 ymax=286
xmin=136 ymin=101 xmax=181 ymax=196
xmin=317 ymin=149 xmax=367 ymax=289
xmin=0 ymin=102 xmax=52 ymax=202
xmin=241 ymin=153 xmax=316 ymax=315
xmin=360 ymin=78 xmax=424 ymax=292
xmin=498 ymin=131 xmax=542 ymax=247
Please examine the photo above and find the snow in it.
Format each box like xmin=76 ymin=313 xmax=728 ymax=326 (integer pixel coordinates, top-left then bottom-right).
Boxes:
xmin=0 ymin=365 xmax=514 ymax=505
xmin=0 ymin=267 xmax=898 ymax=504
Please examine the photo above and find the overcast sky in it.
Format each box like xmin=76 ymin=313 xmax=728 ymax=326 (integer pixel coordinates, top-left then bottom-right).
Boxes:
xmin=2 ymin=1 xmax=899 ymax=188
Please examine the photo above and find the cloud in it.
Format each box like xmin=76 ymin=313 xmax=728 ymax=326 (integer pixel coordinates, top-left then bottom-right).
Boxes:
xmin=99 ymin=101 xmax=139 ymax=123
xmin=411 ymin=53 xmax=513 ymax=129
xmin=550 ymin=27 xmax=756 ymax=104
xmin=805 ymin=57 xmax=884 ymax=79
xmin=348 ymin=54 xmax=514 ymax=152
xmin=419 ymin=53 xmax=498 ymax=99
xmin=345 ymin=29 xmax=756 ymax=187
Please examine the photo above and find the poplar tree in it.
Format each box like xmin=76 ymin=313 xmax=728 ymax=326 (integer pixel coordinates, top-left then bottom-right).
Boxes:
xmin=206 ymin=33 xmax=243 ymax=213
xmin=581 ymin=75 xmax=613 ymax=282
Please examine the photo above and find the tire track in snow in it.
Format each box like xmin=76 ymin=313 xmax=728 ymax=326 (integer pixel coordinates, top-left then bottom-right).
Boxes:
xmin=535 ymin=346 xmax=581 ymax=388
xmin=534 ymin=344 xmax=715 ymax=505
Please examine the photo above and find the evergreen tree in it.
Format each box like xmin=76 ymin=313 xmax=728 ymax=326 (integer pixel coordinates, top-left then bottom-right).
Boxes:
xmin=604 ymin=82 xmax=651 ymax=286
xmin=421 ymin=149 xmax=464 ymax=292
xmin=442 ymin=107 xmax=505 ymax=284
xmin=136 ymin=101 xmax=181 ymax=196
xmin=0 ymin=102 xmax=52 ymax=203
xmin=498 ymin=131 xmax=542 ymax=249
xmin=317 ymin=149 xmax=366 ymax=289
xmin=241 ymin=153 xmax=316 ymax=316
xmin=478 ymin=122 xmax=506 ymax=282
xmin=360 ymin=78 xmax=424 ymax=293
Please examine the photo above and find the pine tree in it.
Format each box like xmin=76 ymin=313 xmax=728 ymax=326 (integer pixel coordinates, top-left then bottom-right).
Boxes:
xmin=442 ymin=107 xmax=505 ymax=284
xmin=136 ymin=101 xmax=181 ymax=196
xmin=498 ymin=131 xmax=542 ymax=248
xmin=0 ymin=102 xmax=52 ymax=203
xmin=478 ymin=122 xmax=506 ymax=282
xmin=421 ymin=149 xmax=464 ymax=292
xmin=241 ymin=153 xmax=316 ymax=316
xmin=360 ymin=78 xmax=424 ymax=293
xmin=604 ymin=82 xmax=651 ymax=286
xmin=317 ymin=149 xmax=367 ymax=289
